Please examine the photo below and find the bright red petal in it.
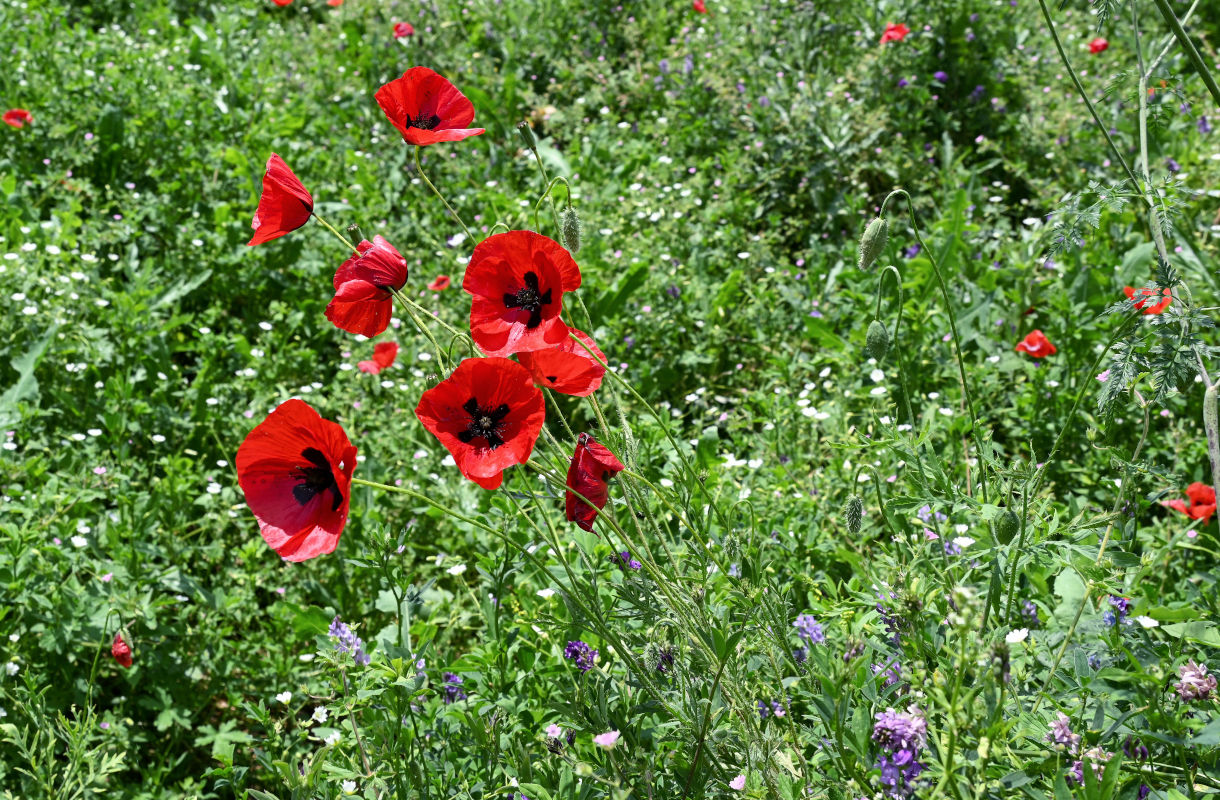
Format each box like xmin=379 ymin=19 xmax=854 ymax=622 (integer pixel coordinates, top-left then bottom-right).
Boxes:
xmin=374 ymin=67 xmax=483 ymax=147
xmin=373 ymin=341 xmax=399 ymax=369
xmin=517 ymin=328 xmax=607 ymax=396
xmin=247 ymin=153 xmax=314 ymax=246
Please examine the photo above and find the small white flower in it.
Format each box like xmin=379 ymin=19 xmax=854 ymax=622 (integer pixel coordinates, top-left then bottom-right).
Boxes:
xmin=1133 ymin=615 xmax=1159 ymax=629
xmin=151 ymin=434 xmax=166 ymax=443
xmin=537 ymin=588 xmax=556 ymax=598
xmin=5 ymin=662 xmax=18 ymax=676
xmin=312 ymin=706 xmax=329 ymax=724
xmin=275 ymin=691 xmax=292 ymax=704
xmin=71 ymin=536 xmax=88 ymax=548
xmin=0 ymin=706 xmax=6 ymax=717
xmin=341 ymin=780 xmax=357 ymax=795
xmin=952 ymin=536 xmax=975 ymax=549
xmin=446 ymin=563 xmax=467 ymax=576
xmin=206 ymin=483 xmax=222 ymax=495
xmin=259 ymin=321 xmax=273 ymax=331
xmin=7 ymin=634 xmax=17 ymax=642
xmin=324 ymin=731 xmax=342 ymax=746
xmin=1005 ymin=628 xmax=1029 ymax=644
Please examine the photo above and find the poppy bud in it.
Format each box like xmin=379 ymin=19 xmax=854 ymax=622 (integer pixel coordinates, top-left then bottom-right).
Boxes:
xmin=516 ymin=120 xmax=537 ymax=150
xmin=111 ymin=632 xmax=133 ymax=668
xmin=857 ymin=217 xmax=889 ymax=271
xmin=865 ymin=319 xmax=890 ymax=360
xmin=994 ymin=509 xmax=1019 ymax=544
xmin=561 ymin=205 xmax=582 ymax=254
xmin=845 ymin=495 xmax=864 ymax=534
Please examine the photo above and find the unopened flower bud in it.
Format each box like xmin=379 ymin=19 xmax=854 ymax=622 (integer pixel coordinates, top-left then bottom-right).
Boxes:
xmin=561 ymin=205 xmax=582 ymax=254
xmin=865 ymin=319 xmax=890 ymax=360
xmin=994 ymin=509 xmax=1019 ymax=545
xmin=516 ymin=120 xmax=537 ymax=149
xmin=858 ymin=217 xmax=889 ymax=271
xmin=845 ymin=495 xmax=864 ymax=534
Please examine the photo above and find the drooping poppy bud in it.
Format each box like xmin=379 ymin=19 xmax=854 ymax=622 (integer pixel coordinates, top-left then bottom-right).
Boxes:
xmin=845 ymin=495 xmax=864 ymax=534
xmin=565 ymin=433 xmax=625 ymax=532
xmin=516 ymin=120 xmax=537 ymax=149
xmin=111 ymin=632 xmax=133 ymax=668
xmin=561 ymin=206 xmax=582 ymax=254
xmin=994 ymin=509 xmax=1020 ymax=544
xmin=865 ymin=319 xmax=890 ymax=360
xmin=857 ymin=217 xmax=889 ymax=271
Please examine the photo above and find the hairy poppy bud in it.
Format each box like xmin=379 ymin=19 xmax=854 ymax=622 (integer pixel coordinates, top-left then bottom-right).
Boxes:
xmin=858 ymin=217 xmax=889 ymax=271
xmin=516 ymin=120 xmax=537 ymax=150
xmin=845 ymin=495 xmax=864 ymax=534
xmin=994 ymin=509 xmax=1019 ymax=544
xmin=865 ymin=319 xmax=890 ymax=360
xmin=561 ymin=205 xmax=582 ymax=254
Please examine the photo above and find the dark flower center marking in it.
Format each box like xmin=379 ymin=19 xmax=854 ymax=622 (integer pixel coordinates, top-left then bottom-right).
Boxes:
xmin=503 ymin=271 xmax=552 ymax=329
xmin=292 ymin=447 xmax=343 ymax=512
xmin=457 ymin=397 xmax=511 ymax=449
xmin=406 ymin=113 xmax=442 ymax=130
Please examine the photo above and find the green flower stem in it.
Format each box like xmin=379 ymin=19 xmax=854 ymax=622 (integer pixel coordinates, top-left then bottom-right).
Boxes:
xmin=1146 ymin=0 xmax=1203 ymax=74
xmin=881 ymin=189 xmax=988 ymax=503
xmin=389 ymin=287 xmax=448 ymax=372
xmin=1150 ymin=0 xmax=1220 ymax=109
xmin=313 ymin=212 xmax=359 ymax=253
xmin=877 ymin=266 xmax=919 ymax=430
xmin=526 ymin=142 xmax=562 ymax=231
xmin=349 ymin=477 xmax=501 ymax=537
xmin=339 ymin=665 xmax=373 ymax=776
xmin=533 ymin=175 xmax=572 ymax=232
xmin=414 ymin=145 xmax=474 ymax=243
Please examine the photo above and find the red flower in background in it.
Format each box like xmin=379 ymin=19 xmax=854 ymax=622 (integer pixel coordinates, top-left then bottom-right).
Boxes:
xmin=565 ymin=433 xmax=625 ymax=533
xmin=358 ymin=341 xmax=399 ymax=374
xmin=692 ymin=0 xmax=708 ymax=12
xmin=325 ymin=236 xmax=408 ymax=338
xmin=393 ymin=21 xmax=415 ymax=38
xmin=375 ymin=67 xmax=485 ymax=146
xmin=415 ymin=358 xmax=545 ymax=490
xmin=518 ymin=328 xmax=607 ymax=397
xmin=1165 ymin=482 xmax=1216 ymax=524
xmin=880 ymin=23 xmax=910 ymax=44
xmin=463 ymin=231 xmax=581 ymax=357
xmin=327 ymin=0 xmax=343 ymax=5
xmin=236 ymin=399 xmax=357 ymax=561
xmin=3 ymin=109 xmax=33 ymax=128
xmin=428 ymin=274 xmax=451 ymax=291
xmin=1015 ymin=329 xmax=1056 ymax=358
xmin=248 ymin=153 xmax=314 ymax=246
xmin=272 ymin=0 xmax=292 ymax=7
xmin=111 ymin=633 xmax=133 ymax=668
xmin=1089 ymin=37 xmax=1109 ymax=54
xmin=1124 ymin=286 xmax=1172 ymax=315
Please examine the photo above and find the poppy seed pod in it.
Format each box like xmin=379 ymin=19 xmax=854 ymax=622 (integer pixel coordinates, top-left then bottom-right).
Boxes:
xmin=857 ymin=217 xmax=889 ymax=271
xmin=994 ymin=509 xmax=1020 ymax=545
xmin=845 ymin=495 xmax=864 ymax=534
xmin=516 ymin=120 xmax=537 ymax=149
xmin=865 ymin=319 xmax=890 ymax=360
xmin=561 ymin=205 xmax=582 ymax=254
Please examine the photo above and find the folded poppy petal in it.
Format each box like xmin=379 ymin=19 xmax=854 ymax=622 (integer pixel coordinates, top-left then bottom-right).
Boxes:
xmin=880 ymin=22 xmax=910 ymax=44
xmin=428 ymin=274 xmax=451 ymax=291
xmin=1165 ymin=498 xmax=1190 ymax=515
xmin=415 ymin=358 xmax=545 ymax=490
xmin=1015 ymin=329 xmax=1056 ymax=358
xmin=1185 ymin=482 xmax=1215 ymax=507
xmin=236 ymin=399 xmax=357 ymax=561
xmin=565 ymin=433 xmax=625 ymax=532
xmin=375 ymin=67 xmax=486 ymax=147
xmin=358 ymin=341 xmax=399 ymax=374
xmin=3 ymin=109 xmax=33 ymax=128
xmin=325 ymin=236 xmax=408 ymax=338
xmin=111 ymin=633 xmax=133 ymax=668
xmin=1124 ymin=286 xmax=1172 ymax=315
xmin=518 ymin=328 xmax=606 ymax=396
xmin=248 ymin=153 xmax=314 ymax=246
xmin=463 ymin=231 xmax=582 ymax=357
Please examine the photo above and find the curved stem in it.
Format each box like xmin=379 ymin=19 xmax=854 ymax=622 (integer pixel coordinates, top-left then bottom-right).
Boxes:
xmin=313 ymin=212 xmax=359 ymax=253
xmin=413 ymin=145 xmax=474 ymax=242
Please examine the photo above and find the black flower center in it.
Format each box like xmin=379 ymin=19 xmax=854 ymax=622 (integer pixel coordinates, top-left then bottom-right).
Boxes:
xmin=291 ymin=447 xmax=343 ymax=512
xmin=502 ymin=271 xmax=552 ymax=329
xmin=407 ymin=113 xmax=442 ymax=130
xmin=457 ymin=397 xmax=511 ymax=449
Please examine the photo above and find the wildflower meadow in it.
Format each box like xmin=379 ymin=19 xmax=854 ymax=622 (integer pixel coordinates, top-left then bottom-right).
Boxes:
xmin=2 ymin=0 xmax=1220 ymax=798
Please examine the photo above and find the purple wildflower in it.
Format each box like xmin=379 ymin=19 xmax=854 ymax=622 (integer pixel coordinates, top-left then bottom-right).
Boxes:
xmin=1166 ymin=157 xmax=1181 ymax=173
xmin=1044 ymin=712 xmax=1081 ymax=753
xmin=1174 ymin=660 xmax=1216 ymax=701
xmin=442 ymin=672 xmax=467 ymax=704
xmin=667 ymin=285 xmax=681 ymax=299
xmin=904 ymin=244 xmax=921 ymax=259
xmin=872 ymin=708 xmax=928 ymax=751
xmin=564 ymin=640 xmax=598 ymax=673
xmin=793 ymin=613 xmax=825 ymax=644
xmin=329 ymin=616 xmax=371 ymax=666
xmin=615 ymin=551 xmax=642 ymax=571
xmin=1105 ymin=595 xmax=1131 ymax=627
xmin=1068 ymin=747 xmax=1111 ymax=786
xmin=1123 ymin=736 xmax=1149 ymax=761
xmin=872 ymin=660 xmax=901 ymax=687
xmin=933 ymin=70 xmax=948 ymax=82
xmin=1199 ymin=116 xmax=1212 ymax=134
xmin=897 ymin=78 xmax=909 ymax=88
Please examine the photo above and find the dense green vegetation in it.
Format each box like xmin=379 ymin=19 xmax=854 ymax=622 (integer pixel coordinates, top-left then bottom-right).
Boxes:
xmin=1 ymin=0 xmax=1218 ymax=798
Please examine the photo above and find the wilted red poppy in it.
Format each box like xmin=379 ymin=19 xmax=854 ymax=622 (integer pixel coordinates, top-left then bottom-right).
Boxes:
xmin=1124 ymin=286 xmax=1171 ymax=315
xmin=463 ymin=230 xmax=581 ymax=357
xmin=236 ymin=399 xmax=357 ymax=561
xmin=3 ymin=109 xmax=33 ymax=128
xmin=518 ymin=328 xmax=607 ymax=397
xmin=1015 ymin=329 xmax=1056 ymax=358
xmin=112 ymin=632 xmax=133 ymax=668
xmin=692 ymin=0 xmax=708 ymax=12
xmin=1165 ymin=482 xmax=1216 ymax=524
xmin=566 ymin=433 xmax=625 ymax=533
xmin=393 ymin=21 xmax=414 ymax=38
xmin=248 ymin=153 xmax=314 ymax=246
xmin=1089 ymin=37 xmax=1109 ymax=54
xmin=428 ymin=274 xmax=451 ymax=291
xmin=880 ymin=23 xmax=910 ymax=44
xmin=375 ymin=67 xmax=485 ymax=147
xmin=325 ymin=236 xmax=409 ymax=338
xmin=415 ymin=358 xmax=545 ymax=490
xmin=358 ymin=341 xmax=399 ymax=374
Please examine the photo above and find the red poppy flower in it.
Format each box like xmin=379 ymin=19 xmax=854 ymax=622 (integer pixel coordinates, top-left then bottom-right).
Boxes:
xmin=236 ymin=399 xmax=358 ymax=561
xmin=1089 ymin=37 xmax=1109 ymax=54
xmin=880 ymin=23 xmax=910 ymax=44
xmin=518 ymin=328 xmax=607 ymax=397
xmin=692 ymin=0 xmax=708 ymax=12
xmin=415 ymin=358 xmax=545 ymax=490
xmin=1124 ymin=286 xmax=1172 ymax=315
xmin=112 ymin=633 xmax=133 ymax=668
xmin=375 ymin=67 xmax=485 ymax=147
xmin=1165 ymin=482 xmax=1216 ymax=524
xmin=565 ymin=433 xmax=625 ymax=533
xmin=428 ymin=274 xmax=451 ymax=291
xmin=272 ymin=0 xmax=292 ymax=6
xmin=3 ymin=109 xmax=33 ymax=128
xmin=393 ymin=21 xmax=414 ymax=38
xmin=1015 ymin=329 xmax=1056 ymax=358
xmin=463 ymin=230 xmax=582 ymax=357
xmin=358 ymin=341 xmax=399 ymax=374
xmin=325 ymin=236 xmax=409 ymax=338
xmin=327 ymin=0 xmax=343 ymax=5
xmin=247 ymin=153 xmax=314 ymax=246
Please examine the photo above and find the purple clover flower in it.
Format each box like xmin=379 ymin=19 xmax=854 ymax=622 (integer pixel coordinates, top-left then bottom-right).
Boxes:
xmin=873 ymin=708 xmax=927 ymax=797
xmin=564 ymin=640 xmax=598 ymax=673
xmin=932 ymin=70 xmax=948 ymax=82
xmin=793 ymin=613 xmax=825 ymax=644
xmin=1175 ymin=660 xmax=1216 ymax=701
xmin=329 ymin=616 xmax=371 ymax=666
xmin=615 ymin=551 xmax=642 ymax=570
xmin=442 ymin=672 xmax=467 ymax=704
xmin=904 ymin=243 xmax=921 ymax=259
xmin=1199 ymin=116 xmax=1212 ymax=135
xmin=1045 ymin=712 xmax=1081 ymax=753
